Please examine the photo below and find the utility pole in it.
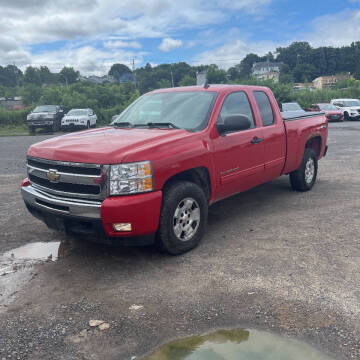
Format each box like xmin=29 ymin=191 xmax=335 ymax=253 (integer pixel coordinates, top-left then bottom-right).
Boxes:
xmin=13 ymin=63 xmax=18 ymax=87
xmin=132 ymin=59 xmax=135 ymax=72
xmin=170 ymin=68 xmax=174 ymax=87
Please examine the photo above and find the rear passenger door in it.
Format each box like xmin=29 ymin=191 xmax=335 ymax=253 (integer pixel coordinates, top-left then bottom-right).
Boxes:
xmin=213 ymin=91 xmax=265 ymax=199
xmin=252 ymin=91 xmax=286 ymax=182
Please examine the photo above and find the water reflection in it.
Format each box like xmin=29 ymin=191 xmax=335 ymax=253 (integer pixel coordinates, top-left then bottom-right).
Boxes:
xmin=147 ymin=328 xmax=333 ymax=360
xmin=3 ymin=241 xmax=69 ymax=261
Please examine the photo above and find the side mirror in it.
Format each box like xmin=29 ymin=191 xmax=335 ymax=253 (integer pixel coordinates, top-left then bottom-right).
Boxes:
xmin=217 ymin=115 xmax=251 ymax=135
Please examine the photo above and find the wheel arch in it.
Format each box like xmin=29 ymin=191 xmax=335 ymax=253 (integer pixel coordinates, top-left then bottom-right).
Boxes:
xmin=162 ymin=167 xmax=211 ymax=203
xmin=305 ymin=136 xmax=322 ymax=158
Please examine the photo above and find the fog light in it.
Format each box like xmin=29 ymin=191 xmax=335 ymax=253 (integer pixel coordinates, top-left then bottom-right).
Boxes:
xmin=113 ymin=223 xmax=132 ymax=232
xmin=21 ymin=178 xmax=30 ymax=187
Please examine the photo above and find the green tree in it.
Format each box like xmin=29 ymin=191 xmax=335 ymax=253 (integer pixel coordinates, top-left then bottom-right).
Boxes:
xmin=108 ymin=63 xmax=132 ymax=81
xmin=39 ymin=66 xmax=56 ymax=84
xmin=39 ymin=86 xmax=63 ymax=105
xmin=292 ymin=63 xmax=317 ymax=82
xmin=0 ymin=65 xmax=22 ymax=87
xmin=178 ymin=74 xmax=196 ymax=86
xmin=206 ymin=64 xmax=227 ymax=83
xmin=18 ymin=84 xmax=42 ymax=105
xmin=276 ymin=42 xmax=312 ymax=69
xmin=59 ymin=67 xmax=79 ymax=85
xmin=227 ymin=66 xmax=240 ymax=81
xmin=23 ymin=66 xmax=41 ymax=86
xmin=238 ymin=53 xmax=262 ymax=78
xmin=156 ymin=79 xmax=172 ymax=88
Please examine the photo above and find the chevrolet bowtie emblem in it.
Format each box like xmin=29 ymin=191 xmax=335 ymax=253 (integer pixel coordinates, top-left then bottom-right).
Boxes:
xmin=47 ymin=169 xmax=60 ymax=182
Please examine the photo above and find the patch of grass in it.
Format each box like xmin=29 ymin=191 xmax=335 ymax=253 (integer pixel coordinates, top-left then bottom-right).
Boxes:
xmin=0 ymin=125 xmax=30 ymax=136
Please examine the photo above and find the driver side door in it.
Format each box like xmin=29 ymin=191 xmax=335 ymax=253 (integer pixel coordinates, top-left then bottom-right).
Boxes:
xmin=212 ymin=91 xmax=265 ymax=200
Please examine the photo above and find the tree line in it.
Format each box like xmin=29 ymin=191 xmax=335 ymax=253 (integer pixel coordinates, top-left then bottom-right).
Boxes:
xmin=1 ymin=41 xmax=360 ymax=127
xmin=2 ymin=41 xmax=360 ymax=93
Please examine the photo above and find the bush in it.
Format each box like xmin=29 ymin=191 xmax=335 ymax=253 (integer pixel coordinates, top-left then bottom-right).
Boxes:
xmin=293 ymin=87 xmax=360 ymax=108
xmin=0 ymin=107 xmax=31 ymax=126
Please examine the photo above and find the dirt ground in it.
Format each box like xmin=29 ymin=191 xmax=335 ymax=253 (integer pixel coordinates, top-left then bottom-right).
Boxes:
xmin=0 ymin=122 xmax=359 ymax=360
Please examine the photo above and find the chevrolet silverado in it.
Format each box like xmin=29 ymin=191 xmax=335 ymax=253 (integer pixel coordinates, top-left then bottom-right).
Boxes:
xmin=21 ymin=85 xmax=328 ymax=254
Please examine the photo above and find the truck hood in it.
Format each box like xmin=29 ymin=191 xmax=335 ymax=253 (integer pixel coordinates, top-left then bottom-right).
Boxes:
xmin=27 ymin=126 xmax=191 ymax=164
xmin=28 ymin=112 xmax=55 ymax=119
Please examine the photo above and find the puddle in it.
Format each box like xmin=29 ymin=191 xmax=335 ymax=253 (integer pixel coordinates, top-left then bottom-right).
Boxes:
xmin=146 ymin=328 xmax=333 ymax=360
xmin=3 ymin=241 xmax=69 ymax=262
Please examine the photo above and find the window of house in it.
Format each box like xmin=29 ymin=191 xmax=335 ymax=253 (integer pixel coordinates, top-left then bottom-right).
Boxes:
xmin=253 ymin=91 xmax=274 ymax=126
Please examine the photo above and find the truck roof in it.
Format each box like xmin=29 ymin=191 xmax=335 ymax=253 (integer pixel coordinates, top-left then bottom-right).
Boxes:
xmin=150 ymin=84 xmax=270 ymax=94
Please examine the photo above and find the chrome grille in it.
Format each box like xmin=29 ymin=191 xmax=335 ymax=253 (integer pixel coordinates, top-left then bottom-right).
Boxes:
xmin=27 ymin=156 xmax=109 ymax=200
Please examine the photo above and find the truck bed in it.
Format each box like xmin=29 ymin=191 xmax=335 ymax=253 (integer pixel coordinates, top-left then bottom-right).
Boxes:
xmin=282 ymin=111 xmax=327 ymax=175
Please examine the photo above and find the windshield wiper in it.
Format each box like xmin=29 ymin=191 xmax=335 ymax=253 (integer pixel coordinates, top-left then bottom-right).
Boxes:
xmin=112 ymin=121 xmax=132 ymax=127
xmin=146 ymin=122 xmax=179 ymax=129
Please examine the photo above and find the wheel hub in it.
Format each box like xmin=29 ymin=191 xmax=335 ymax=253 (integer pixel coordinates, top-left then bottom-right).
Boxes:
xmin=173 ymin=197 xmax=200 ymax=241
xmin=305 ymin=158 xmax=315 ymax=184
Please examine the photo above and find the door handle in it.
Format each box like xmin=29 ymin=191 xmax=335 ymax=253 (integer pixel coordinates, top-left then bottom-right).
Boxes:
xmin=251 ymin=137 xmax=263 ymax=144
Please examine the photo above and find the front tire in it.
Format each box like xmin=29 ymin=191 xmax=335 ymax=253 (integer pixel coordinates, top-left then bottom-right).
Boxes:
xmin=289 ymin=148 xmax=318 ymax=191
xmin=344 ymin=112 xmax=350 ymax=121
xmin=156 ymin=181 xmax=208 ymax=255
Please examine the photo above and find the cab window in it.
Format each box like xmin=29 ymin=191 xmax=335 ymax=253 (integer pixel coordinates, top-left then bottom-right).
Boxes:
xmin=218 ymin=92 xmax=255 ymax=130
xmin=253 ymin=91 xmax=274 ymax=126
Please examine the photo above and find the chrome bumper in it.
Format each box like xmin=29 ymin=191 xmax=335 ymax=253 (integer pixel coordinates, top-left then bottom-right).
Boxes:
xmin=22 ymin=185 xmax=102 ymax=219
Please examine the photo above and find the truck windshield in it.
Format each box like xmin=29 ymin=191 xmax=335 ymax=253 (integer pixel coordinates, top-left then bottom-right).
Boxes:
xmin=33 ymin=105 xmax=57 ymax=113
xmin=67 ymin=109 xmax=88 ymax=116
xmin=343 ymin=100 xmax=360 ymax=106
xmin=111 ymin=91 xmax=217 ymax=131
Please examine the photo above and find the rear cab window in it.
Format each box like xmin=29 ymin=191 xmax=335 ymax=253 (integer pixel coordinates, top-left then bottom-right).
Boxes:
xmin=253 ymin=91 xmax=274 ymax=126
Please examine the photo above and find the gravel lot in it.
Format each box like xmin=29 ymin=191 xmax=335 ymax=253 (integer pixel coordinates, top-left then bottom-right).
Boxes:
xmin=0 ymin=122 xmax=359 ymax=360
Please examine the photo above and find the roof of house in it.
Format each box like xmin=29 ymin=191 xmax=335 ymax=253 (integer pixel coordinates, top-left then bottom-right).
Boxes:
xmin=252 ymin=61 xmax=282 ymax=71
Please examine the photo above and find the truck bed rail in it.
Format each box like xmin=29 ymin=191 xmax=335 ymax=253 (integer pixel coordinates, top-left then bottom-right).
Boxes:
xmin=281 ymin=111 xmax=325 ymax=121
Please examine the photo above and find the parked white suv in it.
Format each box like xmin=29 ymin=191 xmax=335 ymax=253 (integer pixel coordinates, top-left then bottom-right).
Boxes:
xmin=61 ymin=108 xmax=97 ymax=130
xmin=330 ymin=99 xmax=360 ymax=120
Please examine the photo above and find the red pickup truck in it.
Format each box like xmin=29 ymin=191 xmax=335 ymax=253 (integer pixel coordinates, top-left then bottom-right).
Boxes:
xmin=21 ymin=85 xmax=328 ymax=254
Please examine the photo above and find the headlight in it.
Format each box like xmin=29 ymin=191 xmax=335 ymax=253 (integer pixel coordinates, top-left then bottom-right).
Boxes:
xmin=110 ymin=161 xmax=153 ymax=195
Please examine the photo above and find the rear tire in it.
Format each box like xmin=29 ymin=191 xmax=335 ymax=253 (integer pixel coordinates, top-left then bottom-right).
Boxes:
xmin=156 ymin=181 xmax=208 ymax=255
xmin=289 ymin=148 xmax=318 ymax=192
xmin=87 ymin=121 xmax=90 ymax=129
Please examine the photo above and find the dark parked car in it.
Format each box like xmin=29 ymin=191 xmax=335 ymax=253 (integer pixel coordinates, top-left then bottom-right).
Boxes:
xmin=26 ymin=105 xmax=65 ymax=134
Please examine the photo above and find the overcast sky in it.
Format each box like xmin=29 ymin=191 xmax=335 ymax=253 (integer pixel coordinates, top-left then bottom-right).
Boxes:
xmin=0 ymin=0 xmax=360 ymax=75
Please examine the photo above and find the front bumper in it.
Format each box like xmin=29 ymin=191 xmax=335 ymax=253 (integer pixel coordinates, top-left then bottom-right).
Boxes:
xmin=21 ymin=183 xmax=162 ymax=242
xmin=349 ymin=114 xmax=360 ymax=120
xmin=61 ymin=123 xmax=87 ymax=129
xmin=27 ymin=120 xmax=54 ymax=127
